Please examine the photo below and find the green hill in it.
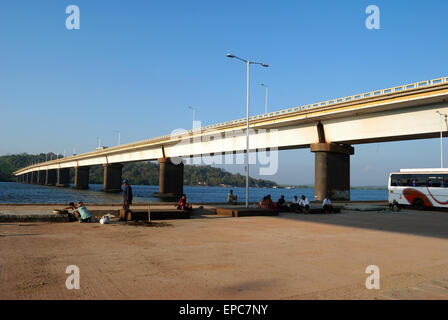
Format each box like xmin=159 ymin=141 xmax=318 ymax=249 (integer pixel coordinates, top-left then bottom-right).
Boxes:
xmin=0 ymin=153 xmax=278 ymax=188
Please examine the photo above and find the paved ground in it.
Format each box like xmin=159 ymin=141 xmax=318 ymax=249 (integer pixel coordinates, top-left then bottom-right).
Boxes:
xmin=1 ymin=205 xmax=448 ymax=299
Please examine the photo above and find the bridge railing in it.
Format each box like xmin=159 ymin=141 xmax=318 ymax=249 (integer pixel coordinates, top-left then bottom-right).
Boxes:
xmin=19 ymin=76 xmax=448 ymax=170
xmin=185 ymin=76 xmax=448 ymax=135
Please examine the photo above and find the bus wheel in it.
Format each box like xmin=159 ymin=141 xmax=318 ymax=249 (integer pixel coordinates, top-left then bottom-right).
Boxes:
xmin=412 ymin=198 xmax=425 ymax=210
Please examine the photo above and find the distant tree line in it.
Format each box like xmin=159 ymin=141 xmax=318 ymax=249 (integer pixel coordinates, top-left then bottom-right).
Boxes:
xmin=0 ymin=153 xmax=278 ymax=188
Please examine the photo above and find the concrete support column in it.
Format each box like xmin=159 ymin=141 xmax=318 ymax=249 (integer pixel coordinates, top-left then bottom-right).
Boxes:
xmin=45 ymin=169 xmax=57 ymax=186
xmin=154 ymin=157 xmax=184 ymax=199
xmin=37 ymin=170 xmax=46 ymax=185
xmin=31 ymin=171 xmax=38 ymax=184
xmin=74 ymin=166 xmax=90 ymax=189
xmin=310 ymin=143 xmax=354 ymax=201
xmin=103 ymin=163 xmax=123 ymax=193
xmin=56 ymin=168 xmax=70 ymax=187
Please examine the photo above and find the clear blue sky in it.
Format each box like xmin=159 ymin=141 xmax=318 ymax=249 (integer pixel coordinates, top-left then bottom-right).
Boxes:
xmin=1 ymin=0 xmax=447 ymax=185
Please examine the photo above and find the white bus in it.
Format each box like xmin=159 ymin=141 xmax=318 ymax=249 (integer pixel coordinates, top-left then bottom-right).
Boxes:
xmin=388 ymin=168 xmax=448 ymax=210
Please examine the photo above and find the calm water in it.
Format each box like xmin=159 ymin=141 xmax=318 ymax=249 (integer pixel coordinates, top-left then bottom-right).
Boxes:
xmin=0 ymin=182 xmax=387 ymax=204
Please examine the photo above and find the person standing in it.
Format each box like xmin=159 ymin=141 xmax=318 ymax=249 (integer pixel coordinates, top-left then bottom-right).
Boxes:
xmin=120 ymin=179 xmax=133 ymax=221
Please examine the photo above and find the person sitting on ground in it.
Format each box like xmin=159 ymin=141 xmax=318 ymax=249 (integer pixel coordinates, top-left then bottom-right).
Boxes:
xmin=258 ymin=196 xmax=268 ymax=208
xmin=266 ymin=194 xmax=276 ymax=210
xmin=276 ymin=195 xmax=289 ymax=212
xmin=177 ymin=194 xmax=192 ymax=211
xmin=298 ymin=195 xmax=310 ymax=213
xmin=72 ymin=201 xmax=92 ymax=223
xmin=290 ymin=195 xmax=299 ymax=211
xmin=322 ymin=194 xmax=334 ymax=213
xmin=64 ymin=202 xmax=80 ymax=222
xmin=227 ymin=190 xmax=238 ymax=204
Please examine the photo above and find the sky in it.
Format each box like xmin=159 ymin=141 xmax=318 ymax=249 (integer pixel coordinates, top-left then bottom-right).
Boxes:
xmin=0 ymin=0 xmax=447 ymax=186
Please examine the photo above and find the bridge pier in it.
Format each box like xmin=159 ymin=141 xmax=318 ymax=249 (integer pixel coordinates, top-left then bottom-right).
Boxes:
xmin=103 ymin=163 xmax=123 ymax=193
xmin=25 ymin=173 xmax=30 ymax=184
xmin=56 ymin=168 xmax=70 ymax=187
xmin=153 ymin=157 xmax=184 ymax=199
xmin=31 ymin=171 xmax=37 ymax=184
xmin=311 ymin=143 xmax=354 ymax=201
xmin=45 ymin=169 xmax=57 ymax=186
xmin=74 ymin=166 xmax=90 ymax=189
xmin=37 ymin=170 xmax=46 ymax=185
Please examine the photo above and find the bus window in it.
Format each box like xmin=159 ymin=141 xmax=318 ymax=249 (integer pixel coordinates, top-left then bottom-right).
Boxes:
xmin=428 ymin=177 xmax=442 ymax=188
xmin=390 ymin=174 xmax=398 ymax=186
xmin=415 ymin=177 xmax=427 ymax=187
xmin=442 ymin=175 xmax=448 ymax=188
xmin=412 ymin=174 xmax=429 ymax=187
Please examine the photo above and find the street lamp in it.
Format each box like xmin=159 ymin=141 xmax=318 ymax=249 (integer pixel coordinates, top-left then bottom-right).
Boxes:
xmin=436 ymin=111 xmax=447 ymax=168
xmin=260 ymin=83 xmax=269 ymax=114
xmin=226 ymin=53 xmax=269 ymax=208
xmin=188 ymin=106 xmax=196 ymax=129
xmin=114 ymin=130 xmax=121 ymax=146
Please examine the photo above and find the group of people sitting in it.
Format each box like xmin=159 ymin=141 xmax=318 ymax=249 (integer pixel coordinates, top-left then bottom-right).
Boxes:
xmin=257 ymin=194 xmax=311 ymax=213
xmin=257 ymin=194 xmax=334 ymax=214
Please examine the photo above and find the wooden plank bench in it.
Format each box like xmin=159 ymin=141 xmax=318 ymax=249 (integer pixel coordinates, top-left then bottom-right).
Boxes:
xmin=216 ymin=207 xmax=278 ymax=217
xmin=118 ymin=207 xmax=190 ymax=221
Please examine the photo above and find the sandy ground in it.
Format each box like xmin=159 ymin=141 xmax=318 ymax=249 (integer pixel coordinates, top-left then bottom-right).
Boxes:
xmin=1 ymin=205 xmax=448 ymax=300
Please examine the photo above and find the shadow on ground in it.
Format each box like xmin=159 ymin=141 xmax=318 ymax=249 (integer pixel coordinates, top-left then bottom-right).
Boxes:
xmin=273 ymin=208 xmax=448 ymax=240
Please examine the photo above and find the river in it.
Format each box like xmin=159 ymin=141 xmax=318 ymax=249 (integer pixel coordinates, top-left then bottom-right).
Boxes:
xmin=0 ymin=182 xmax=387 ymax=204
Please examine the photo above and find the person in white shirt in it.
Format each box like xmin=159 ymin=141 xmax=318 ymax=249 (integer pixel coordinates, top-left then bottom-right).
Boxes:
xmin=322 ymin=194 xmax=334 ymax=213
xmin=289 ymin=195 xmax=299 ymax=211
xmin=298 ymin=195 xmax=310 ymax=213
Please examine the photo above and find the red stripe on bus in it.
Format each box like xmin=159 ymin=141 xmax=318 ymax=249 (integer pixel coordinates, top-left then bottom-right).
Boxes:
xmin=402 ymin=188 xmax=433 ymax=207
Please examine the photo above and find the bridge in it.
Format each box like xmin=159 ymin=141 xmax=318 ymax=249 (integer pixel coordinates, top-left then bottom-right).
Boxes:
xmin=14 ymin=76 xmax=448 ymax=200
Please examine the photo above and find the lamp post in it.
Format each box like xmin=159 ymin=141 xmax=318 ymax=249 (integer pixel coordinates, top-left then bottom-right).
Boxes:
xmin=260 ymin=83 xmax=268 ymax=114
xmin=188 ymin=106 xmax=196 ymax=129
xmin=226 ymin=53 xmax=269 ymax=208
xmin=114 ymin=130 xmax=121 ymax=146
xmin=436 ymin=111 xmax=447 ymax=168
